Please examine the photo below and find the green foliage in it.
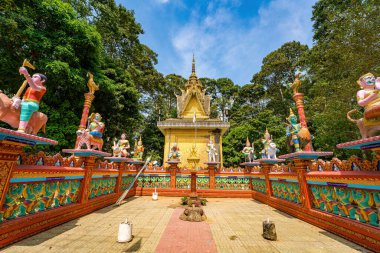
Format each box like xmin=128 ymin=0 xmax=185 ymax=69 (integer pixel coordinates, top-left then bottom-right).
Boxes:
xmin=200 ymin=198 xmax=207 ymax=206
xmin=181 ymin=196 xmax=188 ymax=205
xmin=306 ymin=0 xmax=380 ymax=157
xmin=1 ymin=0 xmax=378 ymax=163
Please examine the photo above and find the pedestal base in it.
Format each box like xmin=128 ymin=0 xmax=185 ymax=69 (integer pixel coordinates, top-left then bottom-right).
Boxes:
xmin=179 ymin=206 xmax=206 ymax=222
xmin=337 ymin=136 xmax=380 ymax=150
xmin=63 ymin=149 xmax=111 ymax=157
xmin=279 ymin=151 xmax=333 ymax=160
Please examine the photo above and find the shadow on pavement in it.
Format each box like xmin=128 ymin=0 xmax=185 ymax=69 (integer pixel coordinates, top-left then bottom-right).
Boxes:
xmin=6 ymin=218 xmax=80 ymax=247
xmin=124 ymin=237 xmax=142 ymax=252
xmin=94 ymin=196 xmax=140 ymax=214
xmin=318 ymin=231 xmax=374 ymax=253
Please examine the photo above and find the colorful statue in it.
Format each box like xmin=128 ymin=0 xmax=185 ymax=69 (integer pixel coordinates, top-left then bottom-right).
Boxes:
xmin=132 ymin=136 xmax=144 ymax=160
xmin=15 ymin=67 xmax=47 ymax=133
xmin=286 ymin=109 xmax=311 ymax=152
xmin=290 ymin=73 xmax=302 ymax=94
xmin=88 ymin=113 xmax=105 ymax=138
xmin=347 ymin=73 xmax=380 ymax=138
xmin=261 ymin=129 xmax=278 ymax=159
xmin=242 ymin=137 xmax=255 ymax=162
xmin=0 ymin=60 xmax=48 ymax=135
xmin=113 ymin=133 xmax=130 ymax=157
xmin=207 ymin=139 xmax=218 ymax=162
xmin=76 ymin=112 xmax=105 ymax=150
xmin=168 ymin=142 xmax=181 ymax=161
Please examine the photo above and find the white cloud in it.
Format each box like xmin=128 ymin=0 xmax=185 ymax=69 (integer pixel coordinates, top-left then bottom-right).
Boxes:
xmin=170 ymin=0 xmax=316 ymax=85
xmin=155 ymin=0 xmax=169 ymax=4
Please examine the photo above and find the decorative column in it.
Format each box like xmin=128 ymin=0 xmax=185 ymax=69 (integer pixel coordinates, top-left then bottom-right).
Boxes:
xmin=167 ymin=161 xmax=180 ymax=189
xmin=293 ymin=93 xmax=313 ymax=151
xmin=189 ymin=170 xmax=198 ymax=200
xmin=257 ymin=159 xmax=285 ymax=197
xmin=0 ymin=129 xmax=57 ymax=208
xmin=279 ymin=152 xmax=333 ymax=209
xmin=0 ymin=141 xmax=26 ymax=208
xmin=78 ymin=93 xmax=95 ymax=130
xmin=205 ymin=162 xmax=220 ymax=189
xmin=293 ymin=158 xmax=313 ymax=209
xmin=104 ymin=157 xmax=129 ymax=193
xmin=291 ymin=74 xmax=312 ymax=151
xmin=80 ymin=156 xmax=96 ymax=203
xmin=76 ymin=73 xmax=99 ymax=148
xmin=63 ymin=149 xmax=111 ymax=203
xmin=241 ymin=161 xmax=260 ymax=190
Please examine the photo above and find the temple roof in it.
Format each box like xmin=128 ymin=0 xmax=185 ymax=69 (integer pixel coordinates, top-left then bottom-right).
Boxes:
xmin=176 ymin=56 xmax=210 ymax=119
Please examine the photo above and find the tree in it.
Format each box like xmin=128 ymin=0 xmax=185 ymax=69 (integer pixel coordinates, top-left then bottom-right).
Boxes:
xmin=0 ymin=0 xmax=102 ymax=152
xmin=306 ymin=0 xmax=380 ymax=156
xmin=201 ymin=77 xmax=239 ymax=121
xmin=251 ymin=41 xmax=309 ymax=117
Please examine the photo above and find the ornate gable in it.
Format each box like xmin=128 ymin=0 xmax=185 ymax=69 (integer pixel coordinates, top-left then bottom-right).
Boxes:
xmin=176 ymin=56 xmax=210 ymax=119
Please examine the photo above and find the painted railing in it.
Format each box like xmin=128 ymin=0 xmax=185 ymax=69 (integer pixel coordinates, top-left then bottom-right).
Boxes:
xmin=249 ymin=157 xmax=380 ymax=252
xmin=1 ymin=150 xmax=379 ymax=251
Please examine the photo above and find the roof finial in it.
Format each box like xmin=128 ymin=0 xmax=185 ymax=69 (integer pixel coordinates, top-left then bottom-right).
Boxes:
xmin=192 ymin=54 xmax=196 ymax=75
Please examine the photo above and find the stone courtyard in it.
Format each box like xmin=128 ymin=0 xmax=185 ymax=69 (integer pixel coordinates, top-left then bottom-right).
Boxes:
xmin=3 ymin=196 xmax=372 ymax=253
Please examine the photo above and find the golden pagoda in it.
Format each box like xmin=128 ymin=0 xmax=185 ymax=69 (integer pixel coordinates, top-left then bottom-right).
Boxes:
xmin=157 ymin=56 xmax=230 ymax=168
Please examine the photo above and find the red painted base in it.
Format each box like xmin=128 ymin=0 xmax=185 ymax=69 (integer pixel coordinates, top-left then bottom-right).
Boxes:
xmin=0 ymin=190 xmax=135 ymax=248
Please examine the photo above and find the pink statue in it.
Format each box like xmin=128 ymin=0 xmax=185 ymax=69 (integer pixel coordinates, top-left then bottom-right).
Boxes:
xmin=75 ymin=112 xmax=104 ymax=150
xmin=347 ymin=73 xmax=380 ymax=138
xmin=0 ymin=62 xmax=48 ymax=135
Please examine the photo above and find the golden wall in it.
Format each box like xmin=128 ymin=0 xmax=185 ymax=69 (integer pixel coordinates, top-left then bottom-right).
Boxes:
xmin=163 ymin=128 xmax=223 ymax=168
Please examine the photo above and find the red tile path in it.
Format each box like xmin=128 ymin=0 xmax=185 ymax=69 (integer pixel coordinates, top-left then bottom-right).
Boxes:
xmin=155 ymin=207 xmax=217 ymax=253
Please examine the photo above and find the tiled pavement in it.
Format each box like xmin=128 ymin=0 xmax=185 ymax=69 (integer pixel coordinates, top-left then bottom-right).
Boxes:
xmin=2 ymin=196 xmax=372 ymax=253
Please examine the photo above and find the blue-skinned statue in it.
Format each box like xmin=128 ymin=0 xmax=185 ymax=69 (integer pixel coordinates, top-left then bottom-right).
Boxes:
xmin=286 ymin=109 xmax=311 ymax=152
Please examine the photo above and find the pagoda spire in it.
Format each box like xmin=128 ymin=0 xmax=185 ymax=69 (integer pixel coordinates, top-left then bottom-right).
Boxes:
xmin=192 ymin=54 xmax=196 ymax=75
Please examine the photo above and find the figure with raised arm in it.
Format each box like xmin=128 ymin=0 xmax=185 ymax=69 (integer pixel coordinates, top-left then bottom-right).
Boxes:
xmin=16 ymin=67 xmax=47 ymax=132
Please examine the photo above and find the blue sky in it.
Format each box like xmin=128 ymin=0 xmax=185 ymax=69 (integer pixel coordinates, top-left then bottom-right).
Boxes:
xmin=119 ymin=0 xmax=317 ymax=85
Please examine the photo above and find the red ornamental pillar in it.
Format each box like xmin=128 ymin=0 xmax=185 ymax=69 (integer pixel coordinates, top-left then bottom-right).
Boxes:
xmin=208 ymin=165 xmax=216 ymax=189
xmin=0 ymin=141 xmax=26 ymax=208
xmin=190 ymin=171 xmax=198 ymax=199
xmin=293 ymin=158 xmax=312 ymax=209
xmin=79 ymin=93 xmax=95 ymax=130
xmin=293 ymin=93 xmax=313 ymax=151
xmin=79 ymin=156 xmax=96 ymax=203
xmin=168 ymin=163 xmax=178 ymax=189
xmin=261 ymin=163 xmax=273 ymax=197
xmin=114 ymin=162 xmax=124 ymax=193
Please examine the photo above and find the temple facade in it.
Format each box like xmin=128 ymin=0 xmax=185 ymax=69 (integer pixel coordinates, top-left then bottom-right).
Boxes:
xmin=157 ymin=57 xmax=230 ymax=168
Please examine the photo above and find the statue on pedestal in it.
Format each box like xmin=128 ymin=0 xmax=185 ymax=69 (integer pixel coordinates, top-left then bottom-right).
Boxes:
xmin=261 ymin=129 xmax=278 ymax=159
xmin=347 ymin=73 xmax=380 ymax=138
xmin=242 ymin=137 xmax=255 ymax=162
xmin=207 ymin=139 xmax=218 ymax=163
xmin=286 ymin=109 xmax=310 ymax=152
xmin=168 ymin=142 xmax=181 ymax=161
xmin=112 ymin=133 xmax=130 ymax=157
xmin=132 ymin=136 xmax=144 ymax=160
xmin=0 ymin=59 xmax=48 ymax=135
xmin=76 ymin=112 xmax=104 ymax=150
